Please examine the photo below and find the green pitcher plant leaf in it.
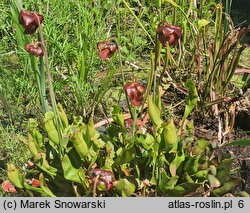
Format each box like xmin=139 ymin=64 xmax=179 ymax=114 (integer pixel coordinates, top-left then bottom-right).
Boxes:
xmin=208 ymin=174 xmax=221 ymax=188
xmin=209 ymin=165 xmax=217 ymax=176
xmin=192 ymin=170 xmax=208 ymax=180
xmin=197 ymin=19 xmax=210 ymax=32
xmin=182 ymin=79 xmax=198 ymax=121
xmin=148 ymin=94 xmax=163 ymax=128
xmin=34 ymin=153 xmax=57 ymax=177
xmin=162 ymin=119 xmax=178 ymax=151
xmin=23 ymin=181 xmax=45 ymax=194
xmin=44 ymin=111 xmax=60 ymax=145
xmin=169 ymin=146 xmax=185 ymax=176
xmin=193 ymin=139 xmax=209 ymax=155
xmin=39 ymin=173 xmax=56 ymax=197
xmin=215 ymin=159 xmax=233 ymax=185
xmin=159 ymin=171 xmax=179 ymax=193
xmin=226 ymin=138 xmax=250 ymax=147
xmin=184 ymin=173 xmax=195 ymax=183
xmin=85 ymin=118 xmax=98 ymax=146
xmin=103 ymin=141 xmax=115 ymax=170
xmin=184 ymin=155 xmax=200 ymax=175
xmin=28 ymin=118 xmax=43 ymax=147
xmin=216 ymin=168 xmax=231 ymax=185
xmin=112 ymin=105 xmax=125 ymax=130
xmin=136 ymin=133 xmax=155 ymax=150
xmin=211 ymin=178 xmax=244 ymax=196
xmin=28 ymin=133 xmax=39 ymax=156
xmin=69 ymin=127 xmax=89 ymax=159
xmin=61 ymin=148 xmax=87 ymax=184
xmin=83 ymin=119 xmax=105 ymax=150
xmin=57 ymin=103 xmax=69 ymax=129
xmin=7 ymin=163 xmax=24 ymax=189
xmin=116 ymin=178 xmax=136 ymax=197
xmin=113 ymin=144 xmax=136 ymax=166
xmin=237 ymin=191 xmax=250 ymax=197
xmin=166 ymin=182 xmax=202 ymax=197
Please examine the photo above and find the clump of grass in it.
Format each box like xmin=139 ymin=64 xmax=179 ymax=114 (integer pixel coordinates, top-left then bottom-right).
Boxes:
xmin=0 ymin=124 xmax=29 ymax=196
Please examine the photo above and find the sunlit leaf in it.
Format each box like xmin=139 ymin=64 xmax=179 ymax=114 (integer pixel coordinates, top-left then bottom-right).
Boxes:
xmin=136 ymin=133 xmax=155 ymax=150
xmin=197 ymin=19 xmax=210 ymax=31
xmin=39 ymin=173 xmax=56 ymax=197
xmin=184 ymin=155 xmax=200 ymax=175
xmin=61 ymin=148 xmax=86 ymax=184
xmin=211 ymin=178 xmax=243 ymax=196
xmin=166 ymin=182 xmax=201 ymax=197
xmin=113 ymin=144 xmax=136 ymax=166
xmin=208 ymin=174 xmax=221 ymax=188
xmin=28 ymin=118 xmax=43 ymax=147
xmin=148 ymin=94 xmax=163 ymax=128
xmin=116 ymin=179 xmax=135 ymax=197
xmin=193 ymin=139 xmax=209 ymax=155
xmin=182 ymin=79 xmax=198 ymax=121
xmin=44 ymin=111 xmax=59 ymax=145
xmin=162 ymin=119 xmax=178 ymax=151
xmin=69 ymin=127 xmax=89 ymax=159
xmin=170 ymin=147 xmax=185 ymax=176
xmin=7 ymin=163 xmax=24 ymax=188
xmin=192 ymin=170 xmax=208 ymax=180
xmin=112 ymin=105 xmax=125 ymax=129
xmin=57 ymin=103 xmax=68 ymax=129
xmin=103 ymin=141 xmax=115 ymax=170
xmin=159 ymin=171 xmax=179 ymax=193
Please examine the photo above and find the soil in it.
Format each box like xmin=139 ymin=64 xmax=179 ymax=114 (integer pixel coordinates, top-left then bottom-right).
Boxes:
xmin=235 ymin=89 xmax=250 ymax=130
xmin=163 ymin=84 xmax=250 ymax=195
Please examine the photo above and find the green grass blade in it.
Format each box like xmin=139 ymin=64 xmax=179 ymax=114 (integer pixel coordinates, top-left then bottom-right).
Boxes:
xmin=226 ymin=138 xmax=250 ymax=147
xmin=121 ymin=0 xmax=154 ymax=45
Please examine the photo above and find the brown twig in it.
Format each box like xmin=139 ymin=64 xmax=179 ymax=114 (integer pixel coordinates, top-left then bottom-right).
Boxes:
xmin=94 ymin=105 xmax=148 ymax=128
xmin=94 ymin=113 xmax=131 ymax=128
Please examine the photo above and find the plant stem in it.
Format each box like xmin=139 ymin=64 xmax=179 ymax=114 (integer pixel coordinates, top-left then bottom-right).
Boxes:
xmin=132 ymin=107 xmax=137 ymax=138
xmin=34 ymin=13 xmax=63 ymax=156
xmin=121 ymin=0 xmax=154 ymax=45
xmin=224 ymin=0 xmax=232 ymax=35
xmin=38 ymin=34 xmax=49 ymax=113
xmin=93 ymin=175 xmax=100 ymax=197
xmin=153 ymin=32 xmax=161 ymax=102
xmin=117 ymin=40 xmax=132 ymax=117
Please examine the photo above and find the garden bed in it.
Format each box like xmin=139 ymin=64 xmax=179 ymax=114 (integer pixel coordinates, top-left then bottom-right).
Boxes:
xmin=0 ymin=0 xmax=250 ymax=197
